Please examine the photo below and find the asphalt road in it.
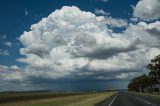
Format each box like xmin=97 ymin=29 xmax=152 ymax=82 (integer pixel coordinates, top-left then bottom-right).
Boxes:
xmin=97 ymin=92 xmax=160 ymax=106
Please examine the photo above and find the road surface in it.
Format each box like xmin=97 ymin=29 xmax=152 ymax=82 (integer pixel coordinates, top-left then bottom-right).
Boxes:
xmin=97 ymin=92 xmax=160 ymax=106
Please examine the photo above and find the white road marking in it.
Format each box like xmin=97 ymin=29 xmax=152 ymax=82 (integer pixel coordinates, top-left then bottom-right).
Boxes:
xmin=135 ymin=97 xmax=157 ymax=106
xmin=108 ymin=94 xmax=118 ymax=106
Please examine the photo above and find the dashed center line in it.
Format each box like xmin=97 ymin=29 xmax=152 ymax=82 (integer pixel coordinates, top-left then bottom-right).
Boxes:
xmin=135 ymin=97 xmax=157 ymax=106
xmin=108 ymin=94 xmax=118 ymax=106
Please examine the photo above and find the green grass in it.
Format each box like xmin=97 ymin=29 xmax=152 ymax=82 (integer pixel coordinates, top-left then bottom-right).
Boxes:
xmin=0 ymin=92 xmax=115 ymax=106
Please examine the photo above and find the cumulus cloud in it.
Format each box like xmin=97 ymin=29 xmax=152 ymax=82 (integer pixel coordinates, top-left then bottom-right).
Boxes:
xmin=94 ymin=9 xmax=127 ymax=27
xmin=0 ymin=6 xmax=159 ymax=90
xmin=19 ymin=6 xmax=132 ymax=60
xmin=94 ymin=8 xmax=110 ymax=16
xmin=0 ymin=65 xmax=24 ymax=81
xmin=124 ymin=21 xmax=160 ymax=47
xmin=130 ymin=17 xmax=139 ymax=22
xmin=145 ymin=21 xmax=160 ymax=39
xmin=0 ymin=65 xmax=9 ymax=70
xmin=15 ymin=6 xmax=160 ymax=82
xmin=115 ymin=72 xmax=138 ymax=80
xmin=133 ymin=0 xmax=160 ymax=21
xmin=0 ymin=49 xmax=9 ymax=56
xmin=104 ymin=16 xmax=128 ymax=27
xmin=4 ymin=42 xmax=12 ymax=47
xmin=18 ymin=6 xmax=135 ymax=79
xmin=10 ymin=65 xmax=19 ymax=70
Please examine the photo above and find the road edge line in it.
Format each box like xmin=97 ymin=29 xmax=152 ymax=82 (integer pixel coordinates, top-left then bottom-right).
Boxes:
xmin=108 ymin=94 xmax=118 ymax=106
xmin=135 ymin=97 xmax=157 ymax=106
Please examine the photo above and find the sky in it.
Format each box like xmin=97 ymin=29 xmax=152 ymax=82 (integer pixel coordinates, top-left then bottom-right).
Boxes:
xmin=0 ymin=0 xmax=160 ymax=92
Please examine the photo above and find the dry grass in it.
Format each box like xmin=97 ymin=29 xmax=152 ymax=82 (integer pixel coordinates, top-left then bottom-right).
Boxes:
xmin=130 ymin=91 xmax=160 ymax=99
xmin=0 ymin=92 xmax=115 ymax=106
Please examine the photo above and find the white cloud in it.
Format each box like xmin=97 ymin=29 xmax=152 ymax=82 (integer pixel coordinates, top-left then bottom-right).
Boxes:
xmin=10 ymin=65 xmax=19 ymax=70
xmin=124 ymin=21 xmax=160 ymax=47
xmin=87 ymin=48 xmax=160 ymax=72
xmin=104 ymin=16 xmax=128 ymax=27
xmin=0 ymin=49 xmax=9 ymax=56
xmin=0 ymin=6 xmax=157 ymax=83
xmin=94 ymin=8 xmax=110 ymax=15
xmin=0 ymin=65 xmax=27 ymax=81
xmin=133 ymin=0 xmax=160 ymax=21
xmin=0 ymin=65 xmax=9 ymax=70
xmin=94 ymin=9 xmax=128 ymax=27
xmin=18 ymin=6 xmax=131 ymax=79
xmin=130 ymin=17 xmax=139 ymax=22
xmin=115 ymin=72 xmax=138 ymax=80
xmin=4 ymin=42 xmax=12 ymax=47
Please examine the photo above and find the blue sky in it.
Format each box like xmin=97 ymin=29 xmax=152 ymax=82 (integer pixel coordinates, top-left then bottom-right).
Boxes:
xmin=0 ymin=0 xmax=160 ymax=92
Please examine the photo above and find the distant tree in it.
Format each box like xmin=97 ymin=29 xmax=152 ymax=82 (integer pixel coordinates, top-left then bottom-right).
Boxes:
xmin=147 ymin=55 xmax=160 ymax=94
xmin=128 ymin=75 xmax=152 ymax=93
xmin=128 ymin=55 xmax=160 ymax=93
xmin=149 ymin=71 xmax=158 ymax=92
xmin=140 ymin=75 xmax=152 ymax=93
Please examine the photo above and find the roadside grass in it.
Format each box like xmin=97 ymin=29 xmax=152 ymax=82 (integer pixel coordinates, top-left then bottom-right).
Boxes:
xmin=130 ymin=91 xmax=160 ymax=99
xmin=0 ymin=92 xmax=85 ymax=104
xmin=0 ymin=92 xmax=115 ymax=106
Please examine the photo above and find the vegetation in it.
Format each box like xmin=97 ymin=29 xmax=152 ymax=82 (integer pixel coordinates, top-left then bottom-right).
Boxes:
xmin=130 ymin=92 xmax=160 ymax=99
xmin=128 ymin=55 xmax=160 ymax=94
xmin=0 ymin=92 xmax=115 ymax=106
xmin=0 ymin=92 xmax=86 ymax=104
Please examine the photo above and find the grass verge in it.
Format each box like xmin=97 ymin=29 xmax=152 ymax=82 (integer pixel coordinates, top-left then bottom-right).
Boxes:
xmin=0 ymin=92 xmax=115 ymax=106
xmin=130 ymin=91 xmax=160 ymax=99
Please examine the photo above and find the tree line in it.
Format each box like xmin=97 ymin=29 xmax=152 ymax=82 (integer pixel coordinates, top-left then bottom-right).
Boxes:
xmin=128 ymin=55 xmax=160 ymax=94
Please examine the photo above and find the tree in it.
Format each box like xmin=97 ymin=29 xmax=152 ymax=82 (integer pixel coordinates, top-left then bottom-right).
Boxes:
xmin=147 ymin=55 xmax=160 ymax=94
xmin=128 ymin=54 xmax=160 ymax=93
xmin=149 ymin=71 xmax=158 ymax=92
xmin=128 ymin=75 xmax=152 ymax=93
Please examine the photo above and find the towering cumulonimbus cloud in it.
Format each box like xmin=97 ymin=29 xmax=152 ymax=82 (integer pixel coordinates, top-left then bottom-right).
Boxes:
xmin=18 ymin=6 xmax=139 ymax=79
xmin=1 ymin=5 xmax=160 ymax=88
